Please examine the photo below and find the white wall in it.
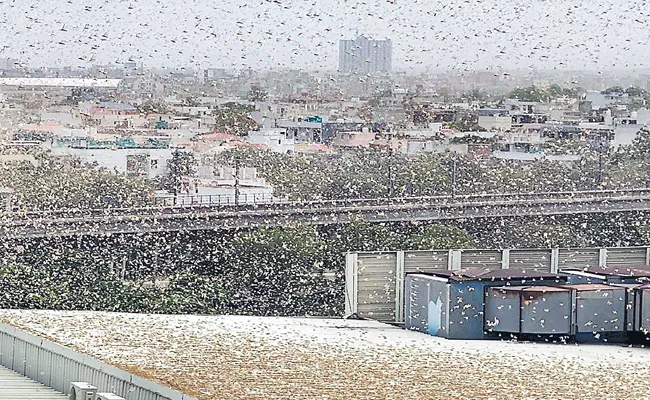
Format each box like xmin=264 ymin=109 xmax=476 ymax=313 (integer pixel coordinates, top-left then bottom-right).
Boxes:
xmin=248 ymin=129 xmax=295 ymax=153
xmin=50 ymin=147 xmax=173 ymax=178
xmin=158 ymin=186 xmax=275 ymax=205
xmin=407 ymin=141 xmax=468 ymax=155
xmin=613 ymin=125 xmax=643 ymax=147
xmin=478 ymin=116 xmax=512 ymax=131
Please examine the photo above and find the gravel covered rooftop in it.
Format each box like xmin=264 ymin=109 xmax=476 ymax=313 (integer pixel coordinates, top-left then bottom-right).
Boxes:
xmin=1 ymin=310 xmax=649 ymax=400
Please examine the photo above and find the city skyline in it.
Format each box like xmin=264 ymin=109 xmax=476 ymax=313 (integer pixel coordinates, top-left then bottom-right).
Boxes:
xmin=0 ymin=0 xmax=649 ymax=72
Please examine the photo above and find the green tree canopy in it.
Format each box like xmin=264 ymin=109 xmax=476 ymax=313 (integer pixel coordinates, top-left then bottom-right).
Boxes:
xmin=247 ymin=84 xmax=268 ymax=102
xmin=0 ymin=159 xmax=153 ymax=210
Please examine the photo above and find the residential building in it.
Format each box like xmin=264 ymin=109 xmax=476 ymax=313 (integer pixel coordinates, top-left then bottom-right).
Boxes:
xmin=159 ymin=165 xmax=275 ymax=205
xmin=478 ymin=116 xmax=512 ymax=131
xmin=275 ymin=120 xmax=322 ymax=142
xmin=247 ymin=128 xmax=295 ymax=153
xmin=49 ymin=136 xmax=173 ymax=178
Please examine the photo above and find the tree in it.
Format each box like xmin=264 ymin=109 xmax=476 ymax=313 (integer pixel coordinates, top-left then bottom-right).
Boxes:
xmin=208 ymin=226 xmax=337 ymax=315
xmin=160 ymin=273 xmax=228 ymax=314
xmin=602 ymin=86 xmax=625 ymax=94
xmin=465 ymin=220 xmax=586 ymax=249
xmin=137 ymin=101 xmax=168 ymax=115
xmin=508 ymin=84 xmax=581 ymax=102
xmin=163 ymin=150 xmax=196 ymax=193
xmin=0 ymin=159 xmax=153 ymax=210
xmin=509 ymin=85 xmax=548 ymax=102
xmin=247 ymin=85 xmax=268 ymax=102
xmin=404 ymin=225 xmax=474 ymax=250
xmin=463 ymin=89 xmax=489 ymax=102
xmin=547 ymin=84 xmax=564 ymax=98
xmin=213 ymin=104 xmax=258 ymax=134
xmin=450 ymin=112 xmax=483 ymax=132
xmin=181 ymin=97 xmax=200 ymax=107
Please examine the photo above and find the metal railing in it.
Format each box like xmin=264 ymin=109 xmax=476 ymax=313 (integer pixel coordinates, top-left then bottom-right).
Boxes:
xmin=154 ymin=193 xmax=282 ymax=207
xmin=0 ymin=322 xmax=196 ymax=400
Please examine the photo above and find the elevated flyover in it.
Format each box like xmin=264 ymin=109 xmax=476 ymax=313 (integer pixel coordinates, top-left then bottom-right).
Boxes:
xmin=2 ymin=189 xmax=650 ymax=238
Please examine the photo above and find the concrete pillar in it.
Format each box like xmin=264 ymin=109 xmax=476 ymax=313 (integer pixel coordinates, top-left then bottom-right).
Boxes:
xmin=449 ymin=250 xmax=462 ymax=271
xmin=501 ymin=249 xmax=510 ymax=269
xmin=599 ymin=248 xmax=607 ymax=268
xmin=395 ymin=251 xmax=405 ymax=324
xmin=344 ymin=252 xmax=358 ymax=316
xmin=447 ymin=250 xmax=455 ymax=270
xmin=550 ymin=248 xmax=560 ymax=273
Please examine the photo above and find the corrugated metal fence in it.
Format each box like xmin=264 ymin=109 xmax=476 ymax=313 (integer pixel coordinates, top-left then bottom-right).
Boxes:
xmin=0 ymin=322 xmax=196 ymax=400
xmin=345 ymin=246 xmax=650 ymax=323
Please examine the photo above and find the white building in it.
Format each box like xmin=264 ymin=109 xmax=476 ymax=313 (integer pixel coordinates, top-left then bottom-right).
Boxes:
xmin=49 ymin=146 xmax=173 ymax=179
xmin=247 ymin=129 xmax=295 ymax=153
xmin=478 ymin=116 xmax=512 ymax=131
xmin=157 ymin=165 xmax=276 ymax=205
xmin=405 ymin=123 xmax=443 ymax=137
xmin=584 ymin=90 xmax=630 ymax=109
xmin=275 ymin=120 xmax=322 ymax=142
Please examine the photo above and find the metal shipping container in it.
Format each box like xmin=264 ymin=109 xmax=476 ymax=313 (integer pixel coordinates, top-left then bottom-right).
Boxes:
xmin=404 ymin=274 xmax=451 ymax=337
xmin=485 ymin=286 xmax=572 ymax=335
xmin=609 ymin=283 xmax=643 ymax=332
xmin=563 ymin=284 xmax=626 ymax=334
xmin=635 ymin=284 xmax=650 ymax=333
xmin=405 ymin=269 xmax=567 ymax=339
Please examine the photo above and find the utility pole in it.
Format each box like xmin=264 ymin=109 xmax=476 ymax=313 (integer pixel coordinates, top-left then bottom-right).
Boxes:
xmin=387 ymin=147 xmax=394 ymax=198
xmin=234 ymin=157 xmax=240 ymax=206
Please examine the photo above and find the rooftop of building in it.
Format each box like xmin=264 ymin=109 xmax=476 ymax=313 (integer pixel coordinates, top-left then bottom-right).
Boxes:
xmin=93 ymin=101 xmax=137 ymax=111
xmin=0 ymin=78 xmax=122 ymax=88
xmin=563 ymin=265 xmax=650 ymax=278
xmin=0 ymin=365 xmax=66 ymax=399
xmin=0 ymin=310 xmax=649 ymax=400
xmin=410 ymin=267 xmax=565 ymax=282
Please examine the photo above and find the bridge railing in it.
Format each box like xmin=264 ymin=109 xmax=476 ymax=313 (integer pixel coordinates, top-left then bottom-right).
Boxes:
xmin=153 ymin=193 xmax=283 ymax=207
xmin=3 ymin=188 xmax=650 ymax=222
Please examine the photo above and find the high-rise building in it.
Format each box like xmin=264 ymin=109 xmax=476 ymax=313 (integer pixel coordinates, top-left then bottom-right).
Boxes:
xmin=339 ymin=36 xmax=392 ymax=74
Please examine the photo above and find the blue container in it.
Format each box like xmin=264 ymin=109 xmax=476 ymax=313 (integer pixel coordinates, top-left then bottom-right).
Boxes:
xmin=404 ymin=268 xmax=567 ymax=339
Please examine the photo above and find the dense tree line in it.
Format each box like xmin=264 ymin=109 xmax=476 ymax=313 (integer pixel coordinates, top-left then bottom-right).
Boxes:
xmin=3 ymin=213 xmax=650 ymax=316
xmin=216 ymin=139 xmax=650 ymax=201
xmin=0 ymin=221 xmax=472 ymax=316
xmin=1 ymin=157 xmax=152 ymax=210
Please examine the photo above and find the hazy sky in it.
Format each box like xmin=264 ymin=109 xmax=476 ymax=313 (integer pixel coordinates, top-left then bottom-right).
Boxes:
xmin=0 ymin=0 xmax=648 ymax=71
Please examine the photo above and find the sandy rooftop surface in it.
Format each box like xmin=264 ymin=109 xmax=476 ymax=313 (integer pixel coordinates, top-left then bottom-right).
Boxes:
xmin=0 ymin=310 xmax=649 ymax=400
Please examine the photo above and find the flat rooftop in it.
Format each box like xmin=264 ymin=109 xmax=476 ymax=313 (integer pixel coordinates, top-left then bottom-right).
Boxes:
xmin=0 ymin=78 xmax=122 ymax=88
xmin=1 ymin=310 xmax=649 ymax=399
xmin=0 ymin=365 xmax=66 ymax=399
